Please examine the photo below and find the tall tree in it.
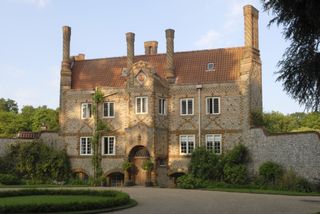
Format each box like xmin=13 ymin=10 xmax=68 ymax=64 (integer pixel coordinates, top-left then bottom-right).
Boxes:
xmin=262 ymin=0 xmax=320 ymax=111
xmin=0 ymin=98 xmax=18 ymax=113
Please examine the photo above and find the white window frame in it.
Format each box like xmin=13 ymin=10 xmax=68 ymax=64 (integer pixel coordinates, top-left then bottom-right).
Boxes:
xmin=103 ymin=102 xmax=115 ymax=118
xmin=207 ymin=62 xmax=215 ymax=71
xmin=135 ymin=96 xmax=148 ymax=114
xmin=179 ymin=135 xmax=195 ymax=155
xmin=206 ymin=97 xmax=220 ymax=115
xmin=80 ymin=137 xmax=92 ymax=156
xmin=101 ymin=136 xmax=116 ymax=155
xmin=158 ymin=98 xmax=167 ymax=115
xmin=206 ymin=134 xmax=222 ymax=155
xmin=81 ymin=103 xmax=92 ymax=119
xmin=180 ymin=98 xmax=194 ymax=116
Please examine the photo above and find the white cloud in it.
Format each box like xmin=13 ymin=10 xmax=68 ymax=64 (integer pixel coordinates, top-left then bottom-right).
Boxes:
xmin=194 ymin=0 xmax=259 ymax=49
xmin=13 ymin=0 xmax=51 ymax=8
xmin=195 ymin=30 xmax=222 ymax=49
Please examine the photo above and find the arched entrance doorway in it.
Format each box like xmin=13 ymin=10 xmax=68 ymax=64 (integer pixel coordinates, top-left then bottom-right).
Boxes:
xmin=107 ymin=172 xmax=124 ymax=187
xmin=129 ymin=146 xmax=150 ymax=185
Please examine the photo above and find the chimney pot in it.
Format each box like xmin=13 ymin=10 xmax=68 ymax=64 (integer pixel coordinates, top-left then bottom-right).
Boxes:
xmin=144 ymin=41 xmax=158 ymax=55
xmin=74 ymin=53 xmax=85 ymax=61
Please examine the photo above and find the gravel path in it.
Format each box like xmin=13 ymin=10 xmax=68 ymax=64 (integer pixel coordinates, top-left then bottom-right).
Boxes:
xmin=106 ymin=187 xmax=320 ymax=214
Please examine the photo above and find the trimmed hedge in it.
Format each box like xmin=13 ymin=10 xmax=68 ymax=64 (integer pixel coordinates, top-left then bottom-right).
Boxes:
xmin=0 ymin=189 xmax=131 ymax=213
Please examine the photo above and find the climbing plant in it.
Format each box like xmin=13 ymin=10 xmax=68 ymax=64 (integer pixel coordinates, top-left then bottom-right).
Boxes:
xmin=91 ymin=88 xmax=109 ymax=184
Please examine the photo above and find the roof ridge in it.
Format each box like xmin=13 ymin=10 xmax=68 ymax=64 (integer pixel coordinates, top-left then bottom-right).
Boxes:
xmin=73 ymin=46 xmax=245 ymax=62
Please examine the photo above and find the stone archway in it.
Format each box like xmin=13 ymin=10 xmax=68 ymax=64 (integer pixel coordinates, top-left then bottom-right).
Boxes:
xmin=129 ymin=146 xmax=150 ymax=185
xmin=107 ymin=172 xmax=124 ymax=187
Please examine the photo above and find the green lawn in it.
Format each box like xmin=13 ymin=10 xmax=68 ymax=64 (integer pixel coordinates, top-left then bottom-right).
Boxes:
xmin=0 ymin=195 xmax=109 ymax=206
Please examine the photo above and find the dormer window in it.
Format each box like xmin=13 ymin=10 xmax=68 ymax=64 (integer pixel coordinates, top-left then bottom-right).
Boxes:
xmin=207 ymin=63 xmax=215 ymax=71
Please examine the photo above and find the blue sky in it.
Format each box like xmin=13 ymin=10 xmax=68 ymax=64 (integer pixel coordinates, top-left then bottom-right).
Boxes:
xmin=0 ymin=0 xmax=305 ymax=113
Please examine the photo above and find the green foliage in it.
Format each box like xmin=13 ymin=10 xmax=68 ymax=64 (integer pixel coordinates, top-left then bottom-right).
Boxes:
xmin=177 ymin=174 xmax=207 ymax=189
xmin=189 ymin=147 xmax=222 ymax=180
xmin=142 ymin=160 xmax=154 ymax=171
xmin=92 ymin=88 xmax=104 ymax=104
xmin=259 ymin=161 xmax=283 ymax=185
xmin=262 ymin=0 xmax=320 ymax=111
xmin=0 ymin=98 xmax=18 ymax=113
xmin=184 ymin=144 xmax=249 ymax=186
xmin=0 ymin=189 xmax=131 ymax=213
xmin=3 ymin=141 xmax=71 ymax=183
xmin=0 ymin=98 xmax=59 ymax=137
xmin=222 ymin=144 xmax=249 ymax=165
xmin=261 ymin=111 xmax=320 ymax=133
xmin=223 ymin=164 xmax=248 ymax=185
xmin=122 ymin=161 xmax=134 ymax=172
xmin=91 ymin=88 xmax=108 ymax=183
xmin=0 ymin=174 xmax=21 ymax=185
xmin=0 ymin=111 xmax=21 ymax=137
xmin=31 ymin=106 xmax=59 ymax=132
xmin=263 ymin=111 xmax=299 ymax=133
xmin=279 ymin=170 xmax=312 ymax=192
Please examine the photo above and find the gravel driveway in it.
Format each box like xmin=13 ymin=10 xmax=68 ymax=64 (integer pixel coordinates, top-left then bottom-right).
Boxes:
xmin=107 ymin=187 xmax=320 ymax=214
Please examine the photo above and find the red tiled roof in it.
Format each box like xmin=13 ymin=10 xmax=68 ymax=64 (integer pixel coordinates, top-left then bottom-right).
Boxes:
xmin=17 ymin=131 xmax=40 ymax=139
xmin=71 ymin=47 xmax=244 ymax=89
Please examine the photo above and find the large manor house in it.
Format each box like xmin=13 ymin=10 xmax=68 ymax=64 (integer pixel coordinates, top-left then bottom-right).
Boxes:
xmin=0 ymin=4 xmax=302 ymax=188
xmin=0 ymin=4 xmax=318 ymax=187
xmin=58 ymin=5 xmax=262 ymax=186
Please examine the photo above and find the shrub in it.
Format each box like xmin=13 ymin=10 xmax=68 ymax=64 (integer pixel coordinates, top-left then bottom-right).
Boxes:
xmin=279 ymin=170 xmax=312 ymax=192
xmin=122 ymin=161 xmax=134 ymax=172
xmin=223 ymin=164 xmax=248 ymax=185
xmin=222 ymin=144 xmax=249 ymax=165
xmin=0 ymin=174 xmax=21 ymax=185
xmin=4 ymin=141 xmax=71 ymax=183
xmin=177 ymin=174 xmax=207 ymax=189
xmin=259 ymin=161 xmax=283 ymax=185
xmin=190 ymin=147 xmax=222 ymax=180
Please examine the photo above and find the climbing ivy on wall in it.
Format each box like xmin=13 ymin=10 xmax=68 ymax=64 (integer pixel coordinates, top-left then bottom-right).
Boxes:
xmin=92 ymin=88 xmax=109 ymax=183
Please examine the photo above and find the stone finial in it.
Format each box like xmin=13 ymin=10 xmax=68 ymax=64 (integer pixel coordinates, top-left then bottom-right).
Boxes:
xmin=243 ymin=5 xmax=259 ymax=49
xmin=126 ymin=32 xmax=135 ymax=69
xmin=165 ymin=29 xmax=175 ymax=80
xmin=144 ymin=41 xmax=158 ymax=55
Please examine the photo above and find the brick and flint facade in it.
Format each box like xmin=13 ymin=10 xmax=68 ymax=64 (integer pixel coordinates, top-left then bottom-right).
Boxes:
xmin=59 ymin=5 xmax=262 ymax=186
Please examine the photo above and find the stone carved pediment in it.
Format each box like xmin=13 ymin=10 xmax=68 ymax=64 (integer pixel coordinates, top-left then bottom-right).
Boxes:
xmin=126 ymin=60 xmax=167 ymax=88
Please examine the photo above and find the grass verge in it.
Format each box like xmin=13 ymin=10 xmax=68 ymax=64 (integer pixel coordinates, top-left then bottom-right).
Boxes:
xmin=0 ymin=189 xmax=134 ymax=213
xmin=204 ymin=187 xmax=320 ymax=196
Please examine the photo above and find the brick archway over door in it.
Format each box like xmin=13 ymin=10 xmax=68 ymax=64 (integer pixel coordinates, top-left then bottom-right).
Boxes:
xmin=129 ymin=146 xmax=150 ymax=185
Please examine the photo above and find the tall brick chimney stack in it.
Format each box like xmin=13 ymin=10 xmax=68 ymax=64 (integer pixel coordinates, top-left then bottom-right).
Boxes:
xmin=60 ymin=26 xmax=72 ymax=90
xmin=126 ymin=32 xmax=135 ymax=69
xmin=244 ymin=5 xmax=259 ymax=50
xmin=59 ymin=26 xmax=72 ymax=131
xmin=144 ymin=41 xmax=158 ymax=55
xmin=165 ymin=29 xmax=175 ymax=81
